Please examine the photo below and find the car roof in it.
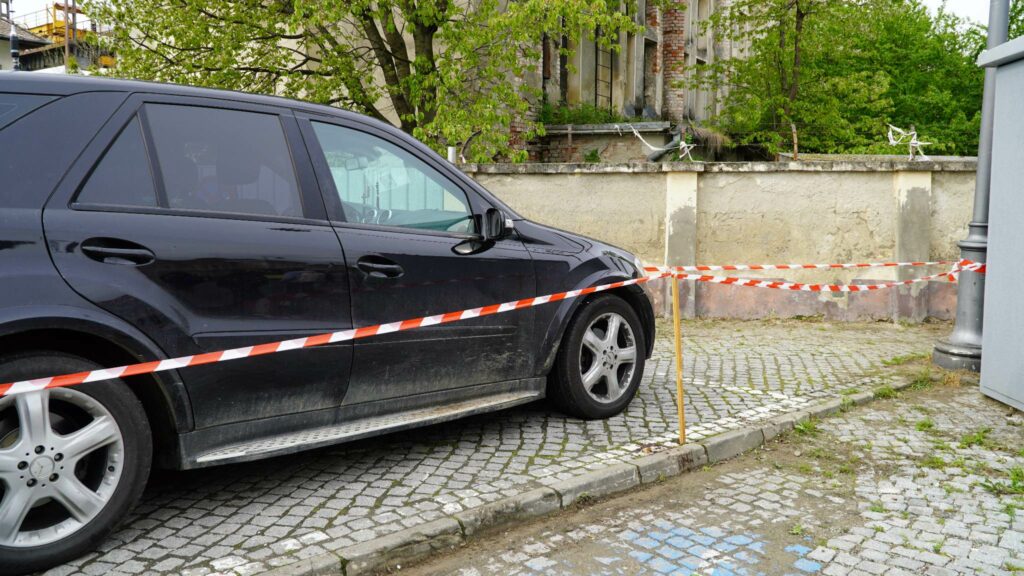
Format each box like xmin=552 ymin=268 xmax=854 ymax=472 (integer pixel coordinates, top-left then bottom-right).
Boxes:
xmin=0 ymin=72 xmax=365 ymax=121
xmin=0 ymin=72 xmax=525 ymax=219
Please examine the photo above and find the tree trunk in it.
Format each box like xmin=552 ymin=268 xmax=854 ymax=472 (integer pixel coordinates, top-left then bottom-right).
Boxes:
xmin=357 ymin=12 xmax=416 ymax=131
xmin=412 ymin=23 xmax=440 ymax=125
xmin=791 ymin=121 xmax=799 ymax=160
xmin=789 ymin=1 xmax=805 ymax=104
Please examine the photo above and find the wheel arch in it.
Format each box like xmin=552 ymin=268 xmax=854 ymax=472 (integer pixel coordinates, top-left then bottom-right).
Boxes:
xmin=0 ymin=311 xmax=193 ymax=468
xmin=539 ymin=274 xmax=656 ymax=375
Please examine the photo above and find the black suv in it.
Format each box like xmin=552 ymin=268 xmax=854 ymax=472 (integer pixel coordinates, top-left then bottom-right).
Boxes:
xmin=0 ymin=74 xmax=654 ymax=573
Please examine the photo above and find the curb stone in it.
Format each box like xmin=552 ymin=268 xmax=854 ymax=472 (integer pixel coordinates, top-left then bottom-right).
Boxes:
xmin=340 ymin=517 xmax=462 ymax=576
xmin=254 ymin=389 xmax=893 ymax=576
xmin=549 ymin=463 xmax=641 ymax=507
xmin=258 ymin=553 xmax=342 ymax=576
xmin=635 ymin=442 xmax=708 ymax=484
xmin=703 ymin=426 xmax=765 ymax=464
xmin=807 ymin=397 xmax=845 ymax=418
xmin=849 ymin=391 xmax=875 ymax=406
xmin=453 ymin=487 xmax=561 ymax=537
xmin=761 ymin=410 xmax=806 ymax=442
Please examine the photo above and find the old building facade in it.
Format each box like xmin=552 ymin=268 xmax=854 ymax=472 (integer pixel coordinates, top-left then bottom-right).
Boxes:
xmin=530 ymin=0 xmax=739 ymax=161
xmin=537 ymin=0 xmax=735 ymax=125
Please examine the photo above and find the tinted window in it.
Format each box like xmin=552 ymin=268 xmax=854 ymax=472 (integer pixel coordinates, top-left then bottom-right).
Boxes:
xmin=311 ymin=122 xmax=474 ymax=234
xmin=76 ymin=116 xmax=158 ymax=207
xmin=146 ymin=104 xmax=302 ymax=218
xmin=0 ymin=93 xmax=56 ymax=131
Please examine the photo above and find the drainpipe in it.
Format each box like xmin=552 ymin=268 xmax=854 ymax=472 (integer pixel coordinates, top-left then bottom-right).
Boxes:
xmin=933 ymin=0 xmax=1011 ymax=371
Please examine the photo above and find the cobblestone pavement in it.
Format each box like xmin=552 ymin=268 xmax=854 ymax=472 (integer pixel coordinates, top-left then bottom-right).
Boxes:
xmin=406 ymin=369 xmax=1024 ymax=576
xmin=47 ymin=320 xmax=946 ymax=576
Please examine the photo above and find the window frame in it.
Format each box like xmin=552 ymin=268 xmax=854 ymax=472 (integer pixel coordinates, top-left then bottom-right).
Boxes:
xmin=296 ymin=113 xmax=489 ymax=240
xmin=69 ymin=93 xmax=329 ymax=226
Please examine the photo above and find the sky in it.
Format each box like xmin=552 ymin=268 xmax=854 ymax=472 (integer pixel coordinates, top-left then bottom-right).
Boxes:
xmin=923 ymin=0 xmax=990 ymax=24
xmin=8 ymin=0 xmax=994 ymax=27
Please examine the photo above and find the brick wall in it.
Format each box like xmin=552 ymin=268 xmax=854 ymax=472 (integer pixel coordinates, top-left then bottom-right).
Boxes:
xmin=661 ymin=1 xmax=688 ymax=123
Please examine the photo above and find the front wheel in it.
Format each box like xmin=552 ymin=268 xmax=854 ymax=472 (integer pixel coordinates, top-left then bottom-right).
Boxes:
xmin=0 ymin=352 xmax=152 ymax=576
xmin=548 ymin=294 xmax=647 ymax=419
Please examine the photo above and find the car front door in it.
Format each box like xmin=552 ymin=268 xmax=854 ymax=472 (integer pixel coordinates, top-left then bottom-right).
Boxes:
xmin=300 ymin=117 xmax=537 ymax=404
xmin=43 ymin=95 xmax=353 ymax=429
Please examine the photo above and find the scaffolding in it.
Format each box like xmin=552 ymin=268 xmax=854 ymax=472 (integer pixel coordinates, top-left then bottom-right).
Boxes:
xmin=18 ymin=2 xmax=92 ymax=44
xmin=14 ymin=1 xmax=115 ymax=70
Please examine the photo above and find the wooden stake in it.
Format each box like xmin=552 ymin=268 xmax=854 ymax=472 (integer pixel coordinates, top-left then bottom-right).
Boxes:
xmin=672 ymin=275 xmax=686 ymax=444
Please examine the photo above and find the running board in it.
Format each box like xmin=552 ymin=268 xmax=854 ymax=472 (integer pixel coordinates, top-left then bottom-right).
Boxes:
xmin=194 ymin=391 xmax=541 ymax=465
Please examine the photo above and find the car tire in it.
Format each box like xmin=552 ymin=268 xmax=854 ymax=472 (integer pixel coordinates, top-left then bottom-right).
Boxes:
xmin=548 ymin=294 xmax=647 ymax=420
xmin=0 ymin=352 xmax=152 ymax=576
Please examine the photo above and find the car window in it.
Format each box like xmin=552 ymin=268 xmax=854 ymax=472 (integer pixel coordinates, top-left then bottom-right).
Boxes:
xmin=76 ymin=116 xmax=159 ymax=208
xmin=0 ymin=93 xmax=57 ymax=131
xmin=311 ymin=122 xmax=474 ymax=234
xmin=145 ymin=104 xmax=302 ymax=218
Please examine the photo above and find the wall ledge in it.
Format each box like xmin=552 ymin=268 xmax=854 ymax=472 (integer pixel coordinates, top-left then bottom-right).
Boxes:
xmin=541 ymin=121 xmax=672 ymax=135
xmin=460 ymin=159 xmax=978 ymax=175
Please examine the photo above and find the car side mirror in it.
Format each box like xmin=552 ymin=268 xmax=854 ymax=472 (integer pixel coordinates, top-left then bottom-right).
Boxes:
xmin=481 ymin=208 xmax=513 ymax=241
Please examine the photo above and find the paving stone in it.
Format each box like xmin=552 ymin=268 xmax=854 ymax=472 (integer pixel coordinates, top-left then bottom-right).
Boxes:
xmin=46 ymin=321 xmax=948 ymax=575
xmin=385 ymin=342 xmax=1024 ymax=576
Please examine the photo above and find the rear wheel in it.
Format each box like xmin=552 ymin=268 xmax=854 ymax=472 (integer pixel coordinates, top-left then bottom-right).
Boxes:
xmin=548 ymin=294 xmax=646 ymax=419
xmin=0 ymin=352 xmax=152 ymax=576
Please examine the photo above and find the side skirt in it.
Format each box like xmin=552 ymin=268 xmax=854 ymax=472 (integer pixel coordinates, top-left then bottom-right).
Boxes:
xmin=176 ymin=377 xmax=546 ymax=469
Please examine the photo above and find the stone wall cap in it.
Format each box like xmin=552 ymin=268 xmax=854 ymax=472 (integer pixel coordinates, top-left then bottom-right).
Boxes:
xmin=542 ymin=121 xmax=672 ymax=135
xmin=460 ymin=159 xmax=977 ymax=175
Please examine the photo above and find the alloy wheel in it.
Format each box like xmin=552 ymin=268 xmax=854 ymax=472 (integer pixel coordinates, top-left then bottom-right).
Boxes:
xmin=0 ymin=387 xmax=123 ymax=547
xmin=578 ymin=312 xmax=638 ymax=404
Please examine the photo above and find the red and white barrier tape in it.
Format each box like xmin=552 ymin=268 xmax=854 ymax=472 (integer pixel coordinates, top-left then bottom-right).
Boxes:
xmin=649 ymin=259 xmax=984 ymax=292
xmin=0 ymin=273 xmax=673 ymax=398
xmin=0 ymin=259 xmax=988 ymax=398
xmin=670 ymin=262 xmax=982 ymax=293
xmin=643 ymin=260 xmax=956 ymax=274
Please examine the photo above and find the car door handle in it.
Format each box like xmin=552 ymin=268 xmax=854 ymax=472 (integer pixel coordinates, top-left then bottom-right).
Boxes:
xmin=81 ymin=238 xmax=156 ymax=266
xmin=356 ymin=256 xmax=404 ymax=278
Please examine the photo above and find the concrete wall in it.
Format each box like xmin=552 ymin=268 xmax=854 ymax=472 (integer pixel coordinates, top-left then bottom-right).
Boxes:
xmin=474 ymin=171 xmax=668 ymax=264
xmin=463 ymin=160 xmax=977 ymax=321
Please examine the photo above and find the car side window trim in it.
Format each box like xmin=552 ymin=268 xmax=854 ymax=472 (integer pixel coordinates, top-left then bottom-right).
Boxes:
xmin=71 ymin=113 xmax=161 ymax=209
xmin=69 ymin=93 xmax=331 ymax=226
xmin=67 ymin=201 xmax=333 ymax=226
xmin=296 ymin=115 xmax=491 ymax=238
xmin=137 ymin=105 xmax=171 ymax=208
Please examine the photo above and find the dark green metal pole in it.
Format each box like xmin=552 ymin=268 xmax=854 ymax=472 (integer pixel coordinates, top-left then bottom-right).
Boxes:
xmin=934 ymin=0 xmax=1012 ymax=371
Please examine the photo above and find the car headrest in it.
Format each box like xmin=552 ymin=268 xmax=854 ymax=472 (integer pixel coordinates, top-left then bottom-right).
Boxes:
xmin=161 ymin=152 xmax=199 ymax=199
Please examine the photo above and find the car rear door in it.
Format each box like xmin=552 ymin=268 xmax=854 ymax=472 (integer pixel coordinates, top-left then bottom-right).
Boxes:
xmin=299 ymin=115 xmax=537 ymax=404
xmin=42 ymin=94 xmax=353 ymax=429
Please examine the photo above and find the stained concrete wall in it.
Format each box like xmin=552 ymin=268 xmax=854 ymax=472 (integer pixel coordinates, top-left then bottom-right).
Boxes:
xmin=698 ymin=171 xmax=896 ymax=268
xmin=932 ymin=172 xmax=977 ymax=261
xmin=473 ymin=171 xmax=667 ymax=264
xmin=464 ymin=160 xmax=977 ymax=320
